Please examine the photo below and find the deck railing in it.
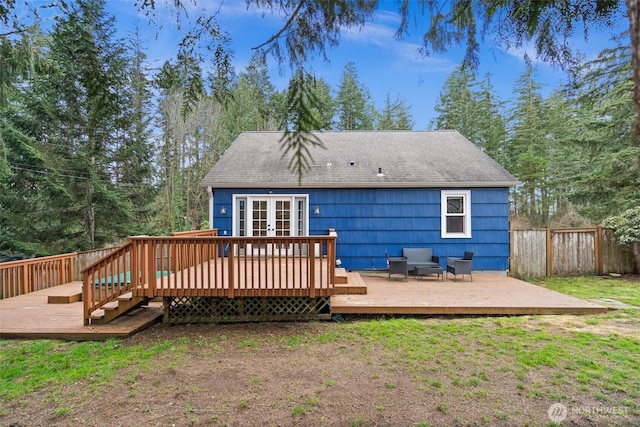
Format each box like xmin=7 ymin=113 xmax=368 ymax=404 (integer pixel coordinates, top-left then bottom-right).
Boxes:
xmin=0 ymin=253 xmax=76 ymax=299
xmin=82 ymin=230 xmax=337 ymax=323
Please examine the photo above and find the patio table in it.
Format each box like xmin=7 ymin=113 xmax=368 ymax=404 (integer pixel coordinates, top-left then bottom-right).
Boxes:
xmin=413 ymin=266 xmax=444 ymax=281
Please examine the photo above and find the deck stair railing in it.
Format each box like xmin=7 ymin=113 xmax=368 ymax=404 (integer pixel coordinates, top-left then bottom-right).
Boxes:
xmin=82 ymin=229 xmax=337 ymax=324
xmin=0 ymin=253 xmax=76 ymax=299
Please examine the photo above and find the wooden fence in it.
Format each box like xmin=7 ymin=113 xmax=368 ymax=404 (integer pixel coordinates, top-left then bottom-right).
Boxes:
xmin=510 ymin=227 xmax=637 ymax=279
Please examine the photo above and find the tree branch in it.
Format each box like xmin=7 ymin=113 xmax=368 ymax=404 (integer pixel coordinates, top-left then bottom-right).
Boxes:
xmin=251 ymin=0 xmax=305 ymax=51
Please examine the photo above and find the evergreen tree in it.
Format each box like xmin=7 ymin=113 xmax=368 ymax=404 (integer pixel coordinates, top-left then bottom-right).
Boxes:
xmin=430 ymin=66 xmax=477 ymax=136
xmin=506 ymin=66 xmax=551 ymax=226
xmin=335 ymin=62 xmax=375 ymax=130
xmin=2 ymin=0 xmax=138 ymax=252
xmin=113 ymin=27 xmax=157 ymax=235
xmin=431 ymin=67 xmax=506 ymax=163
xmin=377 ymin=92 xmax=413 ymax=130
xmin=472 ymin=73 xmax=507 ymax=163
xmin=276 ymin=72 xmax=334 ymax=131
xmin=565 ymin=41 xmax=640 ymax=221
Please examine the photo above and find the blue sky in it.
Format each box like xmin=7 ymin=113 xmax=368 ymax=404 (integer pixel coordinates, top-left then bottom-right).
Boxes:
xmin=105 ymin=1 xmax=628 ymax=127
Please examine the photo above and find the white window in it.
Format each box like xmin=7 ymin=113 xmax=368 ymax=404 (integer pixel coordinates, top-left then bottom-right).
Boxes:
xmin=441 ymin=190 xmax=471 ymax=238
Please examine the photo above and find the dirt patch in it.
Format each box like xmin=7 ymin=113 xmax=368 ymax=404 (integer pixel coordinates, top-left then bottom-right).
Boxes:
xmin=527 ymin=313 xmax=640 ymax=339
xmin=2 ymin=319 xmax=639 ymax=427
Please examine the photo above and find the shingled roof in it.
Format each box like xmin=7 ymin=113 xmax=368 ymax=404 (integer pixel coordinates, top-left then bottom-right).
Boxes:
xmin=201 ymin=130 xmax=518 ymax=188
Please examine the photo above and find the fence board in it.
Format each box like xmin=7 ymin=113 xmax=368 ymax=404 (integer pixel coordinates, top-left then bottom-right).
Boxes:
xmin=510 ymin=227 xmax=636 ymax=279
xmin=510 ymin=230 xmax=547 ymax=278
xmin=552 ymin=230 xmax=596 ymax=276
xmin=601 ymin=228 xmax=637 ymax=274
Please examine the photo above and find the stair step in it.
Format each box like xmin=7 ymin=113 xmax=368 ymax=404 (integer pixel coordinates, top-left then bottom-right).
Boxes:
xmin=47 ymin=281 xmax=83 ymax=304
xmin=334 ymin=272 xmax=367 ymax=294
xmin=102 ymin=301 xmax=119 ymax=311
xmin=89 ymin=309 xmax=105 ymax=319
xmin=334 ymin=267 xmax=348 ymax=284
xmin=48 ymin=291 xmax=82 ymax=304
xmin=89 ymin=295 xmax=149 ymax=325
xmin=118 ymin=292 xmax=133 ymax=301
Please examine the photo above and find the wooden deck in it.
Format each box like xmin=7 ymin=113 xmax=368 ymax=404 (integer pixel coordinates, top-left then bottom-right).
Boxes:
xmin=0 ymin=282 xmax=162 ymax=340
xmin=0 ymin=272 xmax=607 ymax=340
xmin=330 ymin=272 xmax=608 ymax=315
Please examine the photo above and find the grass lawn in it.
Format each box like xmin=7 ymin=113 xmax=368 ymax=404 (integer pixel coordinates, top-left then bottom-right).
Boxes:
xmin=1 ymin=276 xmax=639 ymax=426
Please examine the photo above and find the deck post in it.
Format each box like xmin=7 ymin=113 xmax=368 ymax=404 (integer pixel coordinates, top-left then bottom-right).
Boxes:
xmin=147 ymin=240 xmax=156 ymax=298
xmin=328 ymin=229 xmax=337 ymax=291
xmin=22 ymin=264 xmax=29 ymax=295
xmin=309 ymin=240 xmax=316 ymax=298
xmin=227 ymin=244 xmax=235 ymax=298
xmin=83 ymin=273 xmax=91 ymax=325
xmin=131 ymin=239 xmax=139 ymax=293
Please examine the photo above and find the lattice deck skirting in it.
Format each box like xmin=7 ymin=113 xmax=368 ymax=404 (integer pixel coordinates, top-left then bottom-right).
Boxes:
xmin=163 ymin=296 xmax=331 ymax=323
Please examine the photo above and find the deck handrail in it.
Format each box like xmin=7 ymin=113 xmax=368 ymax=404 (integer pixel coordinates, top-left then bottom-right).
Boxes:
xmin=0 ymin=253 xmax=76 ymax=299
xmin=82 ymin=230 xmax=338 ymax=324
xmin=82 ymin=241 xmax=137 ymax=323
xmin=169 ymin=229 xmax=220 ymax=237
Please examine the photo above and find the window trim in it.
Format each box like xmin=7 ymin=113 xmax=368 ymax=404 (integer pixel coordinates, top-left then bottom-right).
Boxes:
xmin=441 ymin=190 xmax=471 ymax=238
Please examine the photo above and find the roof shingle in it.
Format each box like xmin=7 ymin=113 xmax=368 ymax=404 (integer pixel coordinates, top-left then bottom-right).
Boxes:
xmin=200 ymin=130 xmax=518 ymax=188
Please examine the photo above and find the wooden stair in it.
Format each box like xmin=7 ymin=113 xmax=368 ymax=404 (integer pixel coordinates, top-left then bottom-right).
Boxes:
xmin=335 ymin=268 xmax=348 ymax=284
xmin=48 ymin=281 xmax=83 ymax=304
xmin=89 ymin=292 xmax=150 ymax=324
xmin=334 ymin=270 xmax=367 ymax=295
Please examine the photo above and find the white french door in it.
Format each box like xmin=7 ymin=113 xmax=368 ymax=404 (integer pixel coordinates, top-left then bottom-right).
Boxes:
xmin=250 ymin=198 xmax=291 ymax=237
xmin=233 ymin=195 xmax=309 ymax=257
xmin=248 ymin=197 xmax=293 ymax=256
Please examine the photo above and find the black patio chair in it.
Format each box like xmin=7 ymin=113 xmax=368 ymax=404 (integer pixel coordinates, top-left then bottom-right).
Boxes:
xmin=446 ymin=251 xmax=474 ymax=282
xmin=385 ymin=250 xmax=408 ymax=281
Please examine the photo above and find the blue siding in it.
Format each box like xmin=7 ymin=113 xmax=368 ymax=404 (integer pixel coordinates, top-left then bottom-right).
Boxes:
xmin=211 ymin=188 xmax=511 ymax=271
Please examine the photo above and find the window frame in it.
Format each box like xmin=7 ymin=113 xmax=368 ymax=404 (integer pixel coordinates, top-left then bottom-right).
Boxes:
xmin=441 ymin=190 xmax=472 ymax=238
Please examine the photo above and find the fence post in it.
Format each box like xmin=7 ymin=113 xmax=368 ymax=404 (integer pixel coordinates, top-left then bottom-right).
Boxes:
xmin=595 ymin=226 xmax=603 ymax=275
xmin=546 ymin=228 xmax=553 ymax=277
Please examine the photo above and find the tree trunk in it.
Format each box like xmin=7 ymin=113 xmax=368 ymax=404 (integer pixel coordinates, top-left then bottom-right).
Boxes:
xmin=626 ymin=0 xmax=640 ymax=274
xmin=628 ymin=0 xmax=640 ymax=166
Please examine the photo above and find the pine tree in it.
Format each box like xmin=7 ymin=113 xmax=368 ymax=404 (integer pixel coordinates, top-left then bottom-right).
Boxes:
xmin=335 ymin=62 xmax=375 ymax=130
xmin=472 ymin=73 xmax=506 ymax=163
xmin=430 ymin=66 xmax=477 ymax=136
xmin=565 ymin=41 xmax=640 ymax=221
xmin=377 ymin=92 xmax=413 ymax=130
xmin=506 ymin=66 xmax=551 ymax=226
xmin=113 ymin=27 xmax=157 ymax=235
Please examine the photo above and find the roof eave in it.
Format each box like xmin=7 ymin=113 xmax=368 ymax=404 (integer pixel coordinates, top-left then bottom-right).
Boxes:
xmin=201 ymin=181 xmax=521 ymax=189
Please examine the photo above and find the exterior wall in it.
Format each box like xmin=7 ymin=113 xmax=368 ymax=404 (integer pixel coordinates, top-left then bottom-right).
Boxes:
xmin=210 ymin=187 xmax=510 ymax=271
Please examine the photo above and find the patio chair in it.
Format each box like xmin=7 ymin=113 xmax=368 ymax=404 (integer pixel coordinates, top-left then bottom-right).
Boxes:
xmin=385 ymin=250 xmax=408 ymax=281
xmin=446 ymin=251 xmax=473 ymax=282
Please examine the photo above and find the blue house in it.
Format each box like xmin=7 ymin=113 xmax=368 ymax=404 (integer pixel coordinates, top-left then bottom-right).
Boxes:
xmin=201 ymin=131 xmax=518 ymax=272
